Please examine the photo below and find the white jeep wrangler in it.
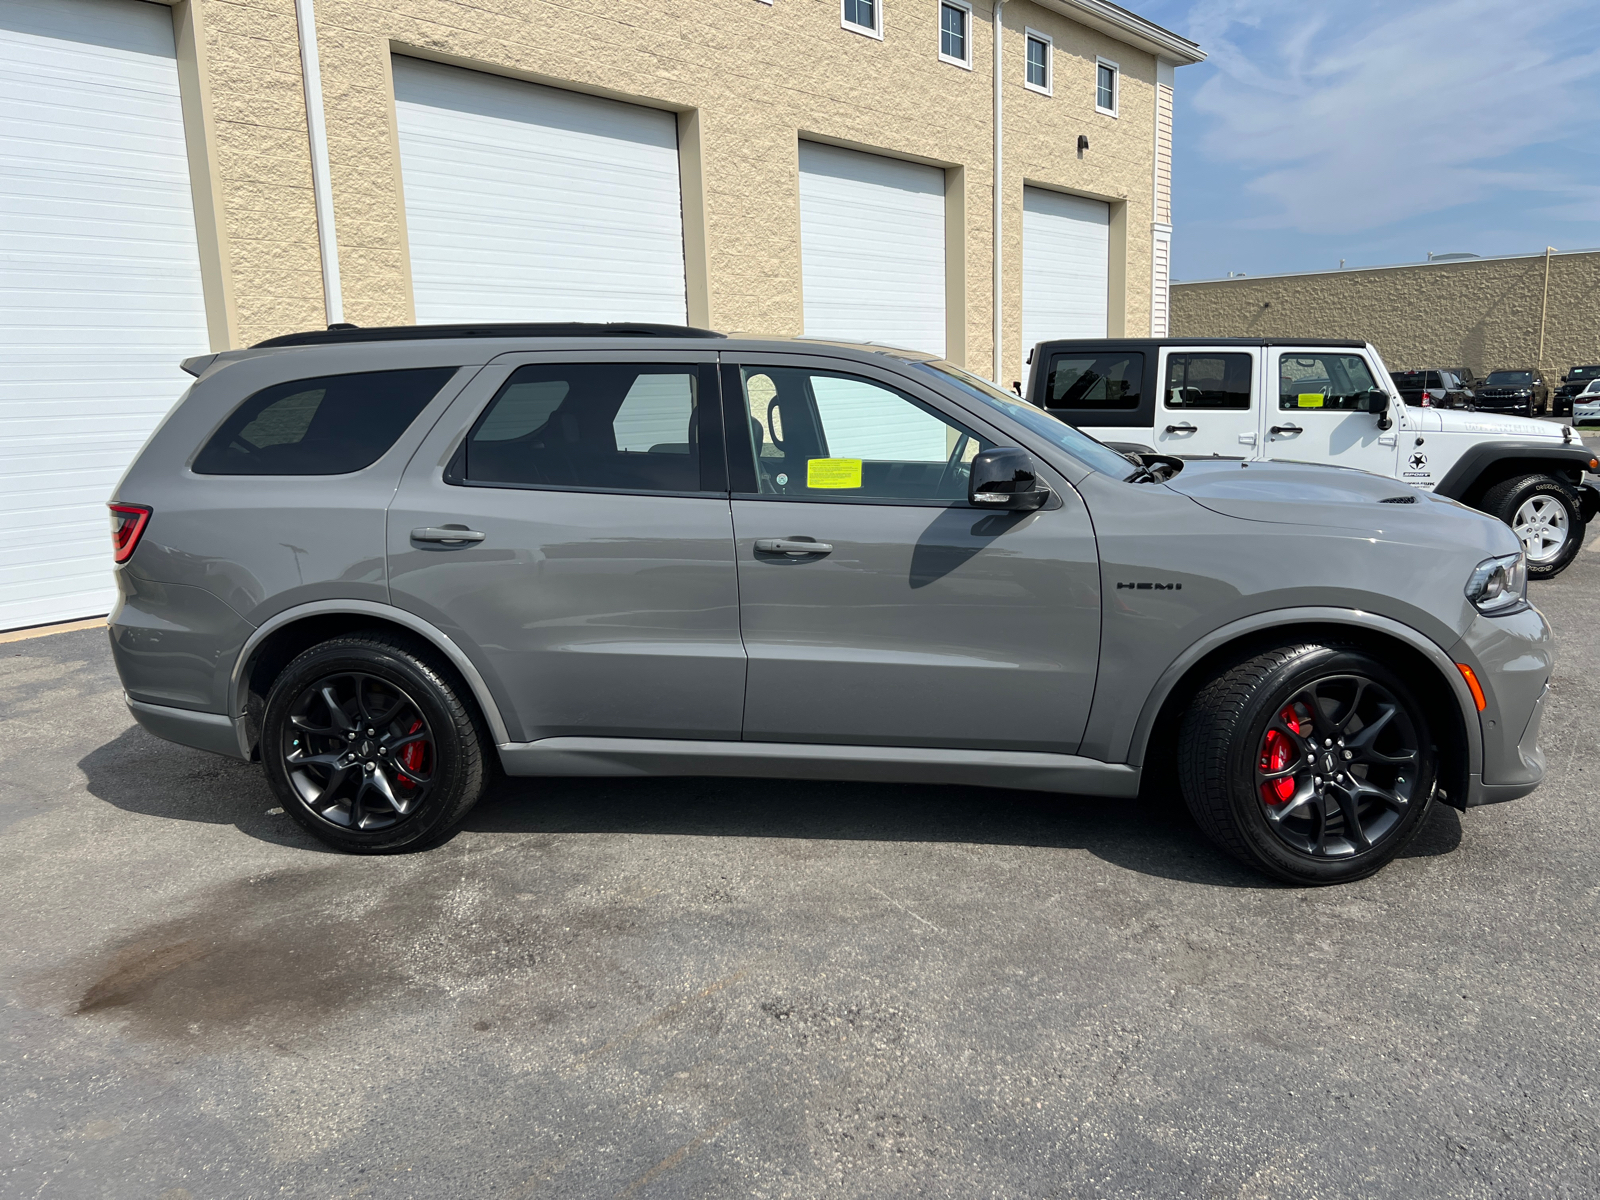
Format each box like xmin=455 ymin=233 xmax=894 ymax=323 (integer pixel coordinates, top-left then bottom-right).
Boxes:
xmin=1025 ymin=338 xmax=1600 ymax=578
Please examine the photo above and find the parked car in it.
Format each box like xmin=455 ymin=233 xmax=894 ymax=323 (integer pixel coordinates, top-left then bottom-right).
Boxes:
xmin=1026 ymin=338 xmax=1599 ymax=578
xmin=1472 ymin=369 xmax=1549 ymax=417
xmin=1572 ymin=379 xmax=1600 ymax=426
xmin=1553 ymin=365 xmax=1600 ymax=417
xmin=1453 ymin=367 xmax=1482 ymax=390
xmin=1390 ymin=369 xmax=1471 ymax=408
xmin=113 ymin=323 xmax=1551 ymax=885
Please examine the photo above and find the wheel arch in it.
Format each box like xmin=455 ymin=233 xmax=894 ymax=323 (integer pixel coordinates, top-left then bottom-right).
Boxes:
xmin=229 ymin=601 xmax=513 ymax=758
xmin=1433 ymin=443 xmax=1594 ymax=507
xmin=1130 ymin=609 xmax=1480 ymax=811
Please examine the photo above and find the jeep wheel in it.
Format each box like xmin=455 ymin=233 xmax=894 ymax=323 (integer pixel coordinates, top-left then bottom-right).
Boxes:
xmin=1482 ymin=473 xmax=1583 ymax=578
xmin=262 ymin=633 xmax=491 ymax=853
xmin=1178 ymin=643 xmax=1438 ymax=886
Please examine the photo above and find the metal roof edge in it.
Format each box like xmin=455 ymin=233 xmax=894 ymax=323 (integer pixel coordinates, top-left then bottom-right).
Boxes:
xmin=1173 ymin=247 xmax=1600 ymax=287
xmin=1033 ymin=0 xmax=1205 ymax=64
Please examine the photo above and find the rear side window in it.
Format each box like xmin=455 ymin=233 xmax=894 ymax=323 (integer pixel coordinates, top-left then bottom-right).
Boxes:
xmin=459 ymin=363 xmax=706 ymax=493
xmin=193 ymin=368 xmax=457 ymax=475
xmin=1165 ymin=353 xmax=1252 ymax=409
xmin=1043 ymin=351 xmax=1143 ymax=410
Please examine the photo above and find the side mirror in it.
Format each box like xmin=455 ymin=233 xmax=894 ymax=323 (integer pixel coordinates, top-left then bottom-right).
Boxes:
xmin=969 ymin=448 xmax=1050 ymax=511
xmin=1357 ymin=389 xmax=1393 ymax=429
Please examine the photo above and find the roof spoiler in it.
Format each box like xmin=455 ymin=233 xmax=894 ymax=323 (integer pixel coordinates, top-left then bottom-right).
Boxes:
xmin=181 ymin=354 xmax=218 ymax=377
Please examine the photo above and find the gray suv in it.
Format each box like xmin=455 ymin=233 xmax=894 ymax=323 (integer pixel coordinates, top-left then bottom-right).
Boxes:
xmin=109 ymin=324 xmax=1552 ymax=885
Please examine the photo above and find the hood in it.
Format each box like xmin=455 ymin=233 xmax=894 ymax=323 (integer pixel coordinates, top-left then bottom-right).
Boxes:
xmin=1160 ymin=460 xmax=1506 ymax=542
xmin=1432 ymin=409 xmax=1561 ymax=438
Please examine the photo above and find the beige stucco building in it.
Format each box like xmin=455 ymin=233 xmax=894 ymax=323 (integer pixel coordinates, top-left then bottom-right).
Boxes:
xmin=1170 ymin=249 xmax=1600 ymax=380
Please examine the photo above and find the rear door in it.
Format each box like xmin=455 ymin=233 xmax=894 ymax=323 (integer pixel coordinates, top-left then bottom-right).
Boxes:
xmin=1263 ymin=347 xmax=1400 ymax=477
xmin=386 ymin=350 xmax=746 ymax=743
xmin=1153 ymin=346 xmax=1261 ymax=458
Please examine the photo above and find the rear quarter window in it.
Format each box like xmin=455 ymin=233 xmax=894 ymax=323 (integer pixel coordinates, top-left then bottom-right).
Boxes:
xmin=193 ymin=368 xmax=458 ymax=475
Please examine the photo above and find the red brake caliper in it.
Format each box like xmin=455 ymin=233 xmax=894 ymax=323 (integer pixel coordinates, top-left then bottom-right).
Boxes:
xmin=397 ymin=719 xmax=427 ymax=782
xmin=1259 ymin=706 xmax=1301 ymax=807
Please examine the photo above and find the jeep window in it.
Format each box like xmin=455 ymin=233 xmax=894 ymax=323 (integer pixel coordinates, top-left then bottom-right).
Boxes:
xmin=193 ymin=367 xmax=458 ymax=475
xmin=1279 ymin=354 xmax=1382 ymax=411
xmin=1043 ymin=351 xmax=1143 ymax=410
xmin=1165 ymin=353 xmax=1252 ymax=409
xmin=1569 ymin=366 xmax=1600 ymax=381
xmin=911 ymin=361 xmax=1143 ymax=480
xmin=459 ymin=363 xmax=706 ymax=493
xmin=1485 ymin=371 xmax=1533 ymax=386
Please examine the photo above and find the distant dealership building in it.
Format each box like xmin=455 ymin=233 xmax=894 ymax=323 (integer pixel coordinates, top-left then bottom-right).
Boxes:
xmin=2 ymin=0 xmax=1203 ymax=631
xmin=1171 ymin=247 xmax=1600 ymax=379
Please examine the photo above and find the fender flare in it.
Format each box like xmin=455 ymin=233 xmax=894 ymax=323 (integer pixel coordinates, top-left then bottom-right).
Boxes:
xmin=1432 ymin=441 xmax=1596 ymax=502
xmin=1124 ymin=606 xmax=1483 ymax=779
xmin=228 ymin=599 xmax=514 ymax=750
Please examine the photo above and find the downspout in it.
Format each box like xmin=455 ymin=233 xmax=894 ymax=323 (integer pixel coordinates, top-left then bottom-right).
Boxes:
xmin=294 ymin=0 xmax=344 ymax=325
xmin=991 ymin=0 xmax=1008 ymax=384
xmin=1537 ymin=245 xmax=1554 ymax=371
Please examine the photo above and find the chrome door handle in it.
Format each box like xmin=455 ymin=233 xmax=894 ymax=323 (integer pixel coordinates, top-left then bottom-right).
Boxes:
xmin=411 ymin=526 xmax=486 ymax=544
xmin=1270 ymin=424 xmax=1303 ymax=436
xmin=754 ymin=538 xmax=833 ymax=556
xmin=1164 ymin=422 xmax=1197 ymax=433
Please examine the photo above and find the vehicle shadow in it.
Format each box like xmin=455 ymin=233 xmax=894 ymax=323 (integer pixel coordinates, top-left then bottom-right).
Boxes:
xmin=78 ymin=725 xmax=1463 ymax=882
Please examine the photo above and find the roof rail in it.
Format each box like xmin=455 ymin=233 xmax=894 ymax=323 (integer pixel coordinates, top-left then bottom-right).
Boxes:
xmin=252 ymin=322 xmax=727 ymax=348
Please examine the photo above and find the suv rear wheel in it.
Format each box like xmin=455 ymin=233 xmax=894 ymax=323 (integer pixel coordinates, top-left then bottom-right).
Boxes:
xmin=262 ymin=633 xmax=491 ymax=853
xmin=1481 ymin=473 xmax=1583 ymax=578
xmin=1178 ymin=643 xmax=1438 ymax=885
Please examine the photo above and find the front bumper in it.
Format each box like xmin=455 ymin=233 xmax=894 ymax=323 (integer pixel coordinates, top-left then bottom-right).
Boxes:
xmin=1451 ymin=607 xmax=1553 ymax=807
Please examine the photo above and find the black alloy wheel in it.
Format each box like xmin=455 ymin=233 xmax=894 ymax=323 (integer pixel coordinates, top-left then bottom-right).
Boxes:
xmin=261 ymin=633 xmax=491 ymax=853
xmin=1178 ymin=643 xmax=1438 ymax=885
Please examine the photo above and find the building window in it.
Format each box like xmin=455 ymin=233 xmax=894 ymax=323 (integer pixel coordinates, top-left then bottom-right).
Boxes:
xmin=1024 ymin=29 xmax=1051 ymax=94
xmin=843 ymin=0 xmax=881 ymax=38
xmin=939 ymin=1 xmax=971 ymax=67
xmin=1096 ymin=58 xmax=1119 ymax=116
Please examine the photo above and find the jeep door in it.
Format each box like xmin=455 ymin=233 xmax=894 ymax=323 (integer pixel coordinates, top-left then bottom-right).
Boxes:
xmin=1153 ymin=347 xmax=1261 ymax=458
xmin=1263 ymin=348 xmax=1400 ymax=476
xmin=387 ymin=351 xmax=745 ymax=743
xmin=721 ymin=353 xmax=1100 ymax=752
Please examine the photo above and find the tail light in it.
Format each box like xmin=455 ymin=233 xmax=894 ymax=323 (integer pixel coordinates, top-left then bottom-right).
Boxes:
xmin=109 ymin=503 xmax=151 ymax=564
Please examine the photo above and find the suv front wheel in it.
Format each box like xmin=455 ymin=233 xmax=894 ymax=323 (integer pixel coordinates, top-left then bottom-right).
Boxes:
xmin=262 ymin=632 xmax=492 ymax=853
xmin=1178 ymin=643 xmax=1438 ymax=885
xmin=1481 ymin=473 xmax=1583 ymax=578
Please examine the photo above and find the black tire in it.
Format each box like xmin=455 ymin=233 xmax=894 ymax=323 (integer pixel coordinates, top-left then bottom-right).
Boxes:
xmin=261 ymin=632 xmax=491 ymax=853
xmin=1177 ymin=643 xmax=1438 ymax=885
xmin=1481 ymin=473 xmax=1584 ymax=578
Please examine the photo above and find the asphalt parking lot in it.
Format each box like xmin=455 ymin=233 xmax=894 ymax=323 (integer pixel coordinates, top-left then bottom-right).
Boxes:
xmin=4 ymin=531 xmax=1599 ymax=1199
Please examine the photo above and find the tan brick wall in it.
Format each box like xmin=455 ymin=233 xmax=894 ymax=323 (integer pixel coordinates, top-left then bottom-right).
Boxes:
xmin=1170 ymin=251 xmax=1600 ymax=383
xmin=192 ymin=0 xmax=1168 ymax=360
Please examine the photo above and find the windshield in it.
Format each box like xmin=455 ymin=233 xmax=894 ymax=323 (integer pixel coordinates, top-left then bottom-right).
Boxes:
xmin=1570 ymin=365 xmax=1600 ymax=381
xmin=1485 ymin=371 xmax=1533 ymax=386
xmin=912 ymin=361 xmax=1142 ymax=479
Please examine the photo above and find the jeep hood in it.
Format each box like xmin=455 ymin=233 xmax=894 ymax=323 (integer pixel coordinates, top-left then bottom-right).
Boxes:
xmin=1427 ymin=410 xmax=1563 ymax=438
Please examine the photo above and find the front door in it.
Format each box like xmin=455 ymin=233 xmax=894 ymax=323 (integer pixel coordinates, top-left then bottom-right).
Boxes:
xmin=1264 ymin=348 xmax=1400 ymax=477
xmin=1153 ymin=346 xmax=1261 ymax=458
xmin=387 ymin=353 xmax=746 ymax=743
xmin=722 ymin=355 xmax=1101 ymax=753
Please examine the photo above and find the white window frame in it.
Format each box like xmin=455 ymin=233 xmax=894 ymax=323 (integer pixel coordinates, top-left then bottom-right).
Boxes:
xmin=842 ymin=0 xmax=883 ymax=39
xmin=938 ymin=0 xmax=973 ymax=69
xmin=1095 ymin=56 xmax=1120 ymax=117
xmin=1023 ymin=28 xmax=1052 ymax=95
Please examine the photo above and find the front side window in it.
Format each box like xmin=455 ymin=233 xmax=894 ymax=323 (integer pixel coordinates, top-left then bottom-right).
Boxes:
xmin=1025 ymin=33 xmax=1051 ymax=92
xmin=1044 ymin=351 xmax=1143 ymax=410
xmin=193 ymin=367 xmax=458 ymax=475
xmin=736 ymin=366 xmax=991 ymax=503
xmin=843 ymin=0 xmax=878 ymax=35
xmin=459 ymin=362 xmax=705 ymax=493
xmin=1096 ymin=60 xmax=1118 ymax=114
xmin=1279 ymin=353 xmax=1382 ymax=411
xmin=1165 ymin=354 xmax=1252 ymax=409
xmin=940 ymin=2 xmax=970 ymax=65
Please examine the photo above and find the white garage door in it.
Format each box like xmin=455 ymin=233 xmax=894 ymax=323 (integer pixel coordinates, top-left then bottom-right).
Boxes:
xmin=1021 ymin=187 xmax=1109 ymax=381
xmin=798 ymin=142 xmax=946 ymax=357
xmin=392 ymin=57 xmax=688 ymax=325
xmin=0 ymin=0 xmax=210 ymax=631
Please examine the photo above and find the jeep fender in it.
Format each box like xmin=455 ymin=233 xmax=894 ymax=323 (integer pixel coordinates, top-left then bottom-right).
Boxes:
xmin=1432 ymin=441 xmax=1597 ymax=505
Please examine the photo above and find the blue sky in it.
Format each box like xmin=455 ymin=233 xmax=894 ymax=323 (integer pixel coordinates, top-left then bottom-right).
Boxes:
xmin=1132 ymin=0 xmax=1600 ymax=280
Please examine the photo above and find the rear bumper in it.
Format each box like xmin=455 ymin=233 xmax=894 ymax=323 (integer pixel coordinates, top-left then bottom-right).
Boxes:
xmin=126 ymin=695 xmax=248 ymax=760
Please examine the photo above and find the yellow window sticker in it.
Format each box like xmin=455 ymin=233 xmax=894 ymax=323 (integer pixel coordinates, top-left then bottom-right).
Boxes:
xmin=1297 ymin=393 xmax=1325 ymax=408
xmin=807 ymin=458 xmax=863 ymax=489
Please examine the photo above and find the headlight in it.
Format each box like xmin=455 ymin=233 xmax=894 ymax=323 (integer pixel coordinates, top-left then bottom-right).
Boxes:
xmin=1465 ymin=552 xmax=1527 ymax=614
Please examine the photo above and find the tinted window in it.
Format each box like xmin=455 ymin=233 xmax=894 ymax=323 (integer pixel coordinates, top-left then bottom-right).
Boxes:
xmin=1165 ymin=353 xmax=1252 ymax=409
xmin=1044 ymin=352 xmax=1143 ymax=410
xmin=461 ymin=363 xmax=704 ymax=493
xmin=1391 ymin=370 xmax=1443 ymax=389
xmin=1569 ymin=366 xmax=1600 ymax=381
xmin=193 ymin=368 xmax=457 ymax=475
xmin=1485 ymin=371 xmax=1533 ymax=386
xmin=1279 ymin=353 xmax=1382 ymax=411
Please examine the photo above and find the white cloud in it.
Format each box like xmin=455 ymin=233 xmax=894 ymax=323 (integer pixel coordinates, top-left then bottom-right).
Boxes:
xmin=1183 ymin=0 xmax=1600 ymax=234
